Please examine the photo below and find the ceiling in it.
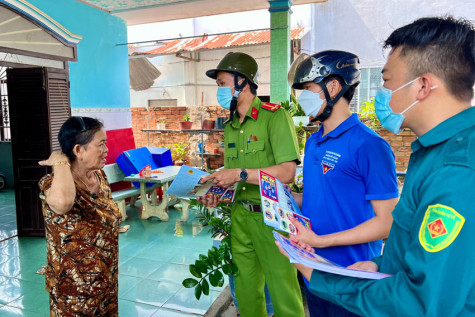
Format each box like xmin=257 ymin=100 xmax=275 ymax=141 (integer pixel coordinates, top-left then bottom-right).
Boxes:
xmin=77 ymin=0 xmax=327 ymax=25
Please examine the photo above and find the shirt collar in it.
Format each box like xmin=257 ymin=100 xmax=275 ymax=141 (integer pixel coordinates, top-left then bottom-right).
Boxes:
xmin=316 ymin=113 xmax=360 ymax=142
xmin=230 ymin=97 xmax=261 ymax=128
xmin=411 ymin=106 xmax=475 ymax=152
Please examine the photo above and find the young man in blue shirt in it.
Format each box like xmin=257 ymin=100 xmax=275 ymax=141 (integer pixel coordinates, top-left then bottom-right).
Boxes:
xmin=280 ymin=17 xmax=475 ymax=316
xmin=287 ymin=50 xmax=399 ymax=316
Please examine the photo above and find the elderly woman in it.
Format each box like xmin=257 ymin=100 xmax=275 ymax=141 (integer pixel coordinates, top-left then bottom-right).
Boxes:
xmin=38 ymin=116 xmax=121 ymax=316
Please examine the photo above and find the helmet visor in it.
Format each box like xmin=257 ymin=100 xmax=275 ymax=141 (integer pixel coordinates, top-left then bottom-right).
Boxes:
xmin=288 ymin=53 xmax=330 ymax=89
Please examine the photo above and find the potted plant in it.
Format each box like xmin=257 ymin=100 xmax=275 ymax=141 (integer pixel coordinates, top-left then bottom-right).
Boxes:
xmin=282 ymin=94 xmax=309 ymax=127
xmin=202 ymin=119 xmax=215 ymax=130
xmin=167 ymin=141 xmax=189 ymax=165
xmin=157 ymin=119 xmax=166 ymax=130
xmin=179 ymin=114 xmax=193 ymax=130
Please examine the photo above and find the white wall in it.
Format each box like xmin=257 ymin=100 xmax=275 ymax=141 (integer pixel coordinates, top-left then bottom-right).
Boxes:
xmin=130 ymin=45 xmax=272 ymax=108
xmin=128 ymin=5 xmax=311 ymax=108
xmin=306 ymin=0 xmax=475 ymax=67
xmin=129 ymin=0 xmax=475 ymax=108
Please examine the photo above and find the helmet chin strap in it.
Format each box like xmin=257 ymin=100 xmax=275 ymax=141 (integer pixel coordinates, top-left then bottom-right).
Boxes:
xmin=312 ymin=83 xmax=350 ymax=123
xmin=229 ymin=74 xmax=249 ymax=122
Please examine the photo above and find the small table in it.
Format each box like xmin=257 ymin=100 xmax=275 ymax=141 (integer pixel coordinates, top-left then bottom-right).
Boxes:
xmin=124 ymin=166 xmax=190 ymax=222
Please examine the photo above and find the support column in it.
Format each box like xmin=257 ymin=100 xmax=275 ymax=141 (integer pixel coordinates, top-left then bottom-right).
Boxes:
xmin=269 ymin=0 xmax=292 ymax=103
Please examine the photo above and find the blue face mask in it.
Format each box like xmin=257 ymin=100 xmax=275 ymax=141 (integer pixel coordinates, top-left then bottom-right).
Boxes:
xmin=298 ymin=89 xmax=324 ymax=118
xmin=374 ymin=77 xmax=437 ymax=134
xmin=217 ymin=87 xmax=233 ymax=110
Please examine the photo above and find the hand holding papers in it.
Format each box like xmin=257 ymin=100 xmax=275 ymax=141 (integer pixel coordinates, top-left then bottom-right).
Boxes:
xmin=166 ymin=165 xmax=236 ymax=202
xmin=274 ymin=231 xmax=391 ymax=280
xmin=259 ymin=170 xmax=311 ymax=235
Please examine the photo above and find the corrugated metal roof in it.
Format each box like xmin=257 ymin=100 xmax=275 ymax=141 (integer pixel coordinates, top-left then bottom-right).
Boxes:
xmin=138 ymin=28 xmax=307 ymax=56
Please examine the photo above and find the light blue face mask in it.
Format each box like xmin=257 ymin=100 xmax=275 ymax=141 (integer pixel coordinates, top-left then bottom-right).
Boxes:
xmin=298 ymin=89 xmax=324 ymax=118
xmin=374 ymin=77 xmax=436 ymax=134
xmin=216 ymin=87 xmax=233 ymax=110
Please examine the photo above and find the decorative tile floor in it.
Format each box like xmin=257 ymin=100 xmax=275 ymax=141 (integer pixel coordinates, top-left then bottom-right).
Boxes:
xmin=0 ymin=189 xmax=226 ymax=316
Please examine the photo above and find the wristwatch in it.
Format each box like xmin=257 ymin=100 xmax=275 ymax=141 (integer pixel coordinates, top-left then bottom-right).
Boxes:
xmin=239 ymin=168 xmax=248 ymax=182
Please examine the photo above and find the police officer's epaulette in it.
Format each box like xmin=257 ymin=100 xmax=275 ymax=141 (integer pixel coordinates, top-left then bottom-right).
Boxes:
xmin=261 ymin=102 xmax=281 ymax=112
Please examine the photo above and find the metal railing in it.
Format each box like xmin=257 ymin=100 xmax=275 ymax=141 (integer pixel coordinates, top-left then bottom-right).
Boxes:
xmin=0 ymin=71 xmax=11 ymax=142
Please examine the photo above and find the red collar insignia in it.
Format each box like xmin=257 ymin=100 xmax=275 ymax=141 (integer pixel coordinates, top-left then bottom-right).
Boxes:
xmin=250 ymin=107 xmax=259 ymax=120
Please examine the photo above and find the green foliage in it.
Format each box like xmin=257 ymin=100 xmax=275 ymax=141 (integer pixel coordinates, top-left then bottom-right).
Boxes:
xmin=281 ymin=94 xmax=308 ymax=154
xmin=290 ymin=172 xmax=303 ymax=193
xmin=295 ymin=122 xmax=307 ymax=154
xmin=182 ymin=201 xmax=238 ymax=300
xmin=281 ymin=93 xmax=306 ymax=117
xmin=166 ymin=141 xmax=189 ymax=162
xmin=359 ymin=98 xmax=380 ymax=131
xmin=183 ymin=114 xmax=191 ymax=122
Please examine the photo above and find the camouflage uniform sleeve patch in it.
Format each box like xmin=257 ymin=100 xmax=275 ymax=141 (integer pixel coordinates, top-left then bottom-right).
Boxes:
xmin=419 ymin=204 xmax=465 ymax=252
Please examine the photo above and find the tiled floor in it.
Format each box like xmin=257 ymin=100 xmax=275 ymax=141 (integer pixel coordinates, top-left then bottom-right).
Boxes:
xmin=0 ymin=189 xmax=226 ymax=316
xmin=0 ymin=189 xmax=17 ymax=241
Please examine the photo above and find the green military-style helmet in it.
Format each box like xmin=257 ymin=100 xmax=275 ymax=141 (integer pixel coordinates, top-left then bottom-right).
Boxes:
xmin=206 ymin=52 xmax=260 ymax=87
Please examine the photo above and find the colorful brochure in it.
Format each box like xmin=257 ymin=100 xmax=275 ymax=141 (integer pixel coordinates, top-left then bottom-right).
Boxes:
xmin=166 ymin=165 xmax=235 ymax=202
xmin=204 ymin=183 xmax=237 ymax=203
xmin=273 ymin=231 xmax=391 ymax=280
xmin=258 ymin=170 xmax=311 ymax=235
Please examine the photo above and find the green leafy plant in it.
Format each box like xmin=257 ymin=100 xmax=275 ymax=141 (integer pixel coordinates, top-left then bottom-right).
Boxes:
xmin=281 ymin=93 xmax=306 ymax=117
xmin=167 ymin=141 xmax=189 ymax=162
xmin=182 ymin=201 xmax=238 ymax=300
xmin=183 ymin=114 xmax=191 ymax=122
xmin=295 ymin=122 xmax=307 ymax=154
xmin=290 ymin=171 xmax=303 ymax=193
xmin=359 ymin=98 xmax=380 ymax=131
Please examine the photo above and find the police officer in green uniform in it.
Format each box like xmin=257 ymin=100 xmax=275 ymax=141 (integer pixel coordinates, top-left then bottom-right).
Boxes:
xmin=199 ymin=52 xmax=305 ymax=317
xmin=277 ymin=16 xmax=475 ymax=316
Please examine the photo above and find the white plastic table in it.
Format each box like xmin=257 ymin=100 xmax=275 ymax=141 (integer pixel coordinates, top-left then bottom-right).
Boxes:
xmin=124 ymin=166 xmax=190 ymax=222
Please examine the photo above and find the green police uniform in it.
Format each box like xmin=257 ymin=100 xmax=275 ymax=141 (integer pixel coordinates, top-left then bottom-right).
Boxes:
xmin=307 ymin=106 xmax=475 ymax=316
xmin=225 ymin=96 xmax=304 ymax=317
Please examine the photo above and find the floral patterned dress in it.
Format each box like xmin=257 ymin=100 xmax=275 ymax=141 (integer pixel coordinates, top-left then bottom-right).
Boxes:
xmin=39 ymin=170 xmax=121 ymax=316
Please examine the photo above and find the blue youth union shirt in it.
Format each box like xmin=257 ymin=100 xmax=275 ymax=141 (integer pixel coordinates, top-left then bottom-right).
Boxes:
xmin=302 ymin=114 xmax=398 ymax=268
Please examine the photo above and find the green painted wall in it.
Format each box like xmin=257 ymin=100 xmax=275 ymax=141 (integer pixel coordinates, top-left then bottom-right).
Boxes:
xmin=270 ymin=4 xmax=291 ymax=103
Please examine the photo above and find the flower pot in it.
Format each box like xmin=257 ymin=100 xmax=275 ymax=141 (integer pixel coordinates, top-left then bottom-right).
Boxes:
xmin=179 ymin=121 xmax=193 ymax=130
xmin=202 ymin=119 xmax=215 ymax=130
xmin=157 ymin=123 xmax=166 ymax=130
xmin=292 ymin=116 xmax=309 ymax=127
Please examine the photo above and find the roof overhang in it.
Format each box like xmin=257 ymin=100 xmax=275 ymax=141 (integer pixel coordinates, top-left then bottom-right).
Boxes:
xmin=77 ymin=0 xmax=327 ymax=26
xmin=0 ymin=0 xmax=82 ymax=62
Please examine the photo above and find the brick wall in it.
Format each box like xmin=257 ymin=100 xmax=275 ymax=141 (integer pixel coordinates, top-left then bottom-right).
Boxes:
xmin=357 ymin=117 xmax=416 ymax=171
xmin=300 ymin=120 xmax=416 ymax=172
xmin=131 ymin=106 xmax=227 ymax=170
xmin=376 ymin=128 xmax=416 ymax=172
xmin=131 ymin=108 xmax=416 ymax=172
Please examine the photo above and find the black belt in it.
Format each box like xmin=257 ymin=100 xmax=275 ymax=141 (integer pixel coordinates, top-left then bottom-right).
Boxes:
xmin=241 ymin=202 xmax=262 ymax=212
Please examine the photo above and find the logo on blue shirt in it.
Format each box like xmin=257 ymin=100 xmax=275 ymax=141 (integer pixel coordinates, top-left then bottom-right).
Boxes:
xmin=321 ymin=161 xmax=335 ymax=174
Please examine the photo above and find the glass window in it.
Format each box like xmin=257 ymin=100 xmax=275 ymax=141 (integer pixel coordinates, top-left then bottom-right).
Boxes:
xmin=350 ymin=67 xmax=383 ymax=113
